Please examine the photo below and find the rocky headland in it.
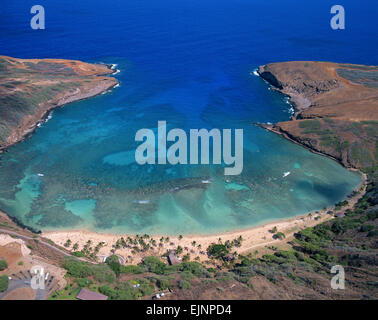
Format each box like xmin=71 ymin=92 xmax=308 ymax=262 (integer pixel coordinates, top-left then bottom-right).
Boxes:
xmin=0 ymin=55 xmax=119 ymax=151
xmin=257 ymin=61 xmax=378 ymax=169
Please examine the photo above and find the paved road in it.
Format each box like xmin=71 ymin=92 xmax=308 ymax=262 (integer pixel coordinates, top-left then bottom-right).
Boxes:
xmin=0 ymin=228 xmax=91 ymax=263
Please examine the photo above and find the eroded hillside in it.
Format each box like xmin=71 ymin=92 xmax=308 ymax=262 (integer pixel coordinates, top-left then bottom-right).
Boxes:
xmin=258 ymin=61 xmax=378 ymax=169
xmin=0 ymin=55 xmax=118 ymax=150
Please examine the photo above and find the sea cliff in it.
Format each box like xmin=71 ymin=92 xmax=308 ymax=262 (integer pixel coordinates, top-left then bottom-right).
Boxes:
xmin=257 ymin=61 xmax=378 ymax=169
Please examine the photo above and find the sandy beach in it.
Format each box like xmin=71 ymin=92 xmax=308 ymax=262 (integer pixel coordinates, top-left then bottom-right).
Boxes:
xmin=42 ymin=172 xmax=366 ymax=265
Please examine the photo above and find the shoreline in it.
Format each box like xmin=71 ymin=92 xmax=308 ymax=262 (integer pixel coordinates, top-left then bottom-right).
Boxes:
xmin=0 ymin=60 xmax=119 ymax=154
xmin=255 ymin=122 xmax=349 ymax=167
xmin=42 ymin=172 xmax=366 ymax=264
xmin=255 ymin=61 xmax=378 ymax=170
xmin=255 ymin=63 xmax=361 ymax=170
xmin=40 ymin=63 xmax=369 ymax=264
xmin=0 ymin=59 xmax=370 ymax=265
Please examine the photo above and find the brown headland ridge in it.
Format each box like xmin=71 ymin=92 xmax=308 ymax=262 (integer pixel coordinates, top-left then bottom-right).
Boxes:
xmin=257 ymin=61 xmax=378 ymax=169
xmin=0 ymin=55 xmax=119 ymax=152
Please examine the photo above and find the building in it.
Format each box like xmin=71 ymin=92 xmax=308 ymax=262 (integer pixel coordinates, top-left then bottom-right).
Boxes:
xmin=167 ymin=251 xmax=180 ymax=265
xmin=76 ymin=288 xmax=108 ymax=300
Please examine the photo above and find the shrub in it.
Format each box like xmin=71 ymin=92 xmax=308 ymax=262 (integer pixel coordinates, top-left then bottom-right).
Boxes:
xmin=113 ymin=282 xmax=138 ymax=300
xmin=99 ymin=285 xmax=117 ymax=299
xmin=0 ymin=259 xmax=8 ymax=271
xmin=138 ymin=279 xmax=154 ymax=296
xmin=274 ymin=250 xmax=296 ymax=261
xmin=140 ymin=256 xmax=166 ymax=275
xmin=261 ymin=254 xmax=282 ymax=264
xmin=177 ymin=279 xmax=192 ymax=290
xmin=207 ymin=244 xmax=230 ymax=259
xmin=75 ymin=278 xmax=93 ymax=288
xmin=274 ymin=232 xmax=286 ymax=240
xmin=0 ymin=275 xmax=9 ymax=292
xmin=119 ymin=265 xmax=143 ymax=274
xmin=92 ymin=264 xmax=116 ymax=283
xmin=72 ymin=251 xmax=85 ymax=257
xmin=367 ymin=230 xmax=378 ymax=237
xmin=156 ymin=277 xmax=171 ymax=290
xmin=359 ymin=225 xmax=374 ymax=232
xmin=367 ymin=211 xmax=378 ymax=221
xmin=176 ymin=262 xmax=210 ymax=278
xmin=105 ymin=255 xmax=121 ymax=276
xmin=331 ymin=219 xmax=358 ymax=235
xmin=63 ymin=259 xmax=93 ymax=278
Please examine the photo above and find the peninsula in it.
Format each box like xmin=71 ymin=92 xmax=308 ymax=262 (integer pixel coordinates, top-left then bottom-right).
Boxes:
xmin=257 ymin=61 xmax=378 ymax=169
xmin=0 ymin=55 xmax=119 ymax=151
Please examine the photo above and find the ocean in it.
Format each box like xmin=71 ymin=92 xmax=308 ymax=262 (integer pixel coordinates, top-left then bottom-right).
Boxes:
xmin=0 ymin=0 xmax=375 ymax=234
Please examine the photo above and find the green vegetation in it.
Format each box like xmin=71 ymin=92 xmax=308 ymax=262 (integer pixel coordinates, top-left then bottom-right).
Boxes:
xmin=92 ymin=264 xmax=116 ymax=284
xmin=75 ymin=278 xmax=93 ymax=288
xmin=105 ymin=255 xmax=121 ymax=276
xmin=63 ymin=259 xmax=93 ymax=278
xmin=336 ymin=68 xmax=378 ymax=88
xmin=98 ymin=278 xmax=154 ymax=300
xmin=119 ymin=265 xmax=144 ymax=274
xmin=207 ymin=244 xmax=230 ymax=260
xmin=64 ymin=239 xmax=72 ymax=248
xmin=296 ymin=117 xmax=377 ymax=168
xmin=335 ymin=200 xmax=349 ymax=211
xmin=274 ymin=232 xmax=286 ymax=240
xmin=0 ymin=275 xmax=9 ymax=292
xmin=140 ymin=256 xmax=167 ymax=274
xmin=351 ymin=141 xmax=374 ymax=167
xmin=177 ymin=279 xmax=192 ymax=290
xmin=299 ymin=120 xmax=321 ymax=130
xmin=53 ymin=169 xmax=377 ymax=300
xmin=0 ymin=259 xmax=8 ymax=271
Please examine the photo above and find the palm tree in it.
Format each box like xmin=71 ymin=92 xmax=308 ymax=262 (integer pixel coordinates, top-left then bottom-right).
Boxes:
xmin=183 ymin=254 xmax=190 ymax=262
xmin=178 ymin=235 xmax=183 ymax=240
xmin=176 ymin=245 xmax=183 ymax=254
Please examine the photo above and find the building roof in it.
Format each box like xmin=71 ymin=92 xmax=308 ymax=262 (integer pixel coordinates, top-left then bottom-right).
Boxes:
xmin=76 ymin=288 xmax=108 ymax=300
xmin=167 ymin=251 xmax=180 ymax=265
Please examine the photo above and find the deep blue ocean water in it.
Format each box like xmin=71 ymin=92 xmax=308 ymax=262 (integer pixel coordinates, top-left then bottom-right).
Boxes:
xmin=0 ymin=0 xmax=376 ymax=234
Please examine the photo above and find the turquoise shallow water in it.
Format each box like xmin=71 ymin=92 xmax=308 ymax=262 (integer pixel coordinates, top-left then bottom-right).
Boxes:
xmin=0 ymin=62 xmax=362 ymax=234
xmin=0 ymin=0 xmax=371 ymax=235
